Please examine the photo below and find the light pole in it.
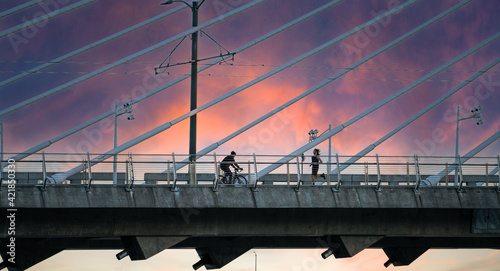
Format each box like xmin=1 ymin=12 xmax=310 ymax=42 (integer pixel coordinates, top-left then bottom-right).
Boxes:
xmin=161 ymin=0 xmax=205 ymax=163
xmin=454 ymin=105 xmax=483 ymax=185
xmin=113 ymin=101 xmax=134 ymax=184
xmin=308 ymin=126 xmax=332 ymax=184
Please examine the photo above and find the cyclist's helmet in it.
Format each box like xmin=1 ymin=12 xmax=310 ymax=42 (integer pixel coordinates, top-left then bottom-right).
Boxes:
xmin=231 ymin=151 xmax=236 ymax=155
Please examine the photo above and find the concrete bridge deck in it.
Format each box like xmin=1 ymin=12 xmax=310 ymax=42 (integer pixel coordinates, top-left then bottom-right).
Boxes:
xmin=1 ymin=184 xmax=500 ymax=270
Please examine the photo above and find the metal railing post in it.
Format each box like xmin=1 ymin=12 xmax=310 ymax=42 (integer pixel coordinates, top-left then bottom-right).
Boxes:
xmin=336 ymin=154 xmax=341 ymax=186
xmin=457 ymin=155 xmax=465 ymax=192
xmin=125 ymin=159 xmax=129 ymax=185
xmin=407 ymin=162 xmax=410 ymax=185
xmin=414 ymin=154 xmax=421 ymax=191
xmin=364 ymin=161 xmax=368 ymax=185
xmin=496 ymin=155 xmax=500 ymax=192
xmin=125 ymin=153 xmax=135 ymax=191
xmin=40 ymin=152 xmax=48 ymax=191
xmin=445 ymin=162 xmax=449 ymax=186
xmin=212 ymin=153 xmax=219 ymax=192
xmin=295 ymin=155 xmax=301 ymax=192
xmin=485 ymin=163 xmax=489 ymax=186
xmin=286 ymin=162 xmax=290 ymax=185
xmin=167 ymin=161 xmax=171 ymax=184
xmin=333 ymin=153 xmax=341 ymax=192
xmin=171 ymin=152 xmax=179 ymax=192
xmin=193 ymin=160 xmax=197 ymax=185
xmin=82 ymin=159 xmax=87 ymax=184
xmin=375 ymin=154 xmax=382 ymax=191
xmin=247 ymin=160 xmax=251 ymax=186
xmin=85 ymin=152 xmax=93 ymax=192
xmin=252 ymin=153 xmax=258 ymax=191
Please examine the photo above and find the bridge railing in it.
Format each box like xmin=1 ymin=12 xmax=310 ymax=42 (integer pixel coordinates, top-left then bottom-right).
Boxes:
xmin=1 ymin=153 xmax=499 ymax=190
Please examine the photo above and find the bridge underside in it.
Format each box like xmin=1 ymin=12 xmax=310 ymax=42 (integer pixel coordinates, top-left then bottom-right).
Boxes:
xmin=1 ymin=185 xmax=499 ymax=270
xmin=1 ymin=235 xmax=500 ymax=270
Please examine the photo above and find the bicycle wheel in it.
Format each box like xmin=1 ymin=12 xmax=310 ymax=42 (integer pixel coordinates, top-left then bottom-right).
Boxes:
xmin=234 ymin=175 xmax=247 ymax=185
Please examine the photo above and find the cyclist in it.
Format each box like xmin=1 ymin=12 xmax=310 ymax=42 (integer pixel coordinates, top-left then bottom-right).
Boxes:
xmin=221 ymin=151 xmax=242 ymax=183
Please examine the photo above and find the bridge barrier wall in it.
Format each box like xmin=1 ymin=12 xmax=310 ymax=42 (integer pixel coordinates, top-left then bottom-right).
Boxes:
xmin=2 ymin=172 xmax=496 ymax=187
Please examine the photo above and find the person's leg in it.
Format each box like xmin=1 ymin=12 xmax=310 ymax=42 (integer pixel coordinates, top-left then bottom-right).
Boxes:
xmin=222 ymin=167 xmax=231 ymax=183
xmin=312 ymin=166 xmax=319 ymax=185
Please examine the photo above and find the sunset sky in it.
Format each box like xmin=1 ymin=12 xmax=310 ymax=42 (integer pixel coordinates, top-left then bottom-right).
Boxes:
xmin=1 ymin=0 xmax=500 ymax=270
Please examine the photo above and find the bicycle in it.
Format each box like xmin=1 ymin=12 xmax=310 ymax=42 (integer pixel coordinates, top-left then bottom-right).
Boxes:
xmin=219 ymin=167 xmax=247 ymax=185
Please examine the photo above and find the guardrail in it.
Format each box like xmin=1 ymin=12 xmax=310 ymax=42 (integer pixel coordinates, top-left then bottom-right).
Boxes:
xmin=1 ymin=153 xmax=499 ymax=191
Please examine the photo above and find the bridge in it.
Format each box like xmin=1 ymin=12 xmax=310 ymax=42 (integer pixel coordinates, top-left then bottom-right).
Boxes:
xmin=1 ymin=153 xmax=500 ymax=270
xmin=1 ymin=0 xmax=500 ymax=270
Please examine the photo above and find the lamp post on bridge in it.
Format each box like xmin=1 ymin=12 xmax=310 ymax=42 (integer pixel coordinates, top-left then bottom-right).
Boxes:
xmin=454 ymin=105 xmax=483 ymax=185
xmin=308 ymin=125 xmax=332 ymax=184
xmin=113 ymin=101 xmax=134 ymax=185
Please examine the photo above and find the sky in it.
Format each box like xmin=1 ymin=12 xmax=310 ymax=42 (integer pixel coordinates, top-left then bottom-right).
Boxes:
xmin=1 ymin=0 xmax=500 ymax=270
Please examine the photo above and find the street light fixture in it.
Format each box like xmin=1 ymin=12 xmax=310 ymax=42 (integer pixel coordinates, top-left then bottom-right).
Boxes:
xmin=113 ymin=101 xmax=134 ymax=184
xmin=308 ymin=129 xmax=319 ymax=142
xmin=454 ymin=105 xmax=483 ymax=185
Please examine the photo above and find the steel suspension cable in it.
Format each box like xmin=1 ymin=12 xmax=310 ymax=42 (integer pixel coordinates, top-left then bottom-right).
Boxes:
xmin=9 ymin=0 xmax=334 ymax=165
xmin=422 ymin=130 xmax=500 ymax=186
xmin=0 ymin=0 xmax=265 ymax=117
xmin=257 ymin=0 xmax=500 ymax=179
xmin=163 ymin=0 xmax=421 ymax=172
xmin=50 ymin=0 xmax=353 ymax=181
xmin=0 ymin=5 xmax=186 ymax=88
xmin=0 ymin=0 xmax=97 ymax=39
xmin=0 ymin=0 xmax=44 ymax=19
xmin=323 ymin=57 xmax=500 ymax=179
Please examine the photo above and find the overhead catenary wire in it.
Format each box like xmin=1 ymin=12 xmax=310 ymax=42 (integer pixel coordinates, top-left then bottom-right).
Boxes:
xmin=0 ymin=5 xmax=187 ymax=89
xmin=0 ymin=0 xmax=97 ymax=39
xmin=256 ymin=0 xmax=499 ymax=180
xmin=1 ymin=69 xmax=498 ymax=84
xmin=5 ymin=59 xmax=500 ymax=75
xmin=0 ymin=0 xmax=44 ymax=19
xmin=314 ymin=57 xmax=500 ymax=183
xmin=0 ymin=0 xmax=265 ymax=118
xmin=8 ymin=0 xmax=335 ymax=165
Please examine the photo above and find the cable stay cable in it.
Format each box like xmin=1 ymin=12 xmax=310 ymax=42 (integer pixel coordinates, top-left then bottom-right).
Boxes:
xmin=0 ymin=5 xmax=187 ymax=89
xmin=258 ymin=28 xmax=500 ymax=180
xmin=0 ymin=0 xmax=97 ymax=39
xmin=145 ymin=0 xmax=422 ymax=173
xmin=6 ymin=0 xmax=278 ymax=165
xmin=256 ymin=0 xmax=497 ymax=180
xmin=490 ymin=166 xmax=498 ymax=176
xmin=18 ymin=0 xmax=347 ymax=178
xmin=422 ymin=130 xmax=500 ymax=186
xmin=0 ymin=0 xmax=265 ymax=118
xmin=58 ymin=0 xmax=432 ymax=180
xmin=0 ymin=0 xmax=44 ymax=19
xmin=310 ymin=57 xmax=500 ymax=185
